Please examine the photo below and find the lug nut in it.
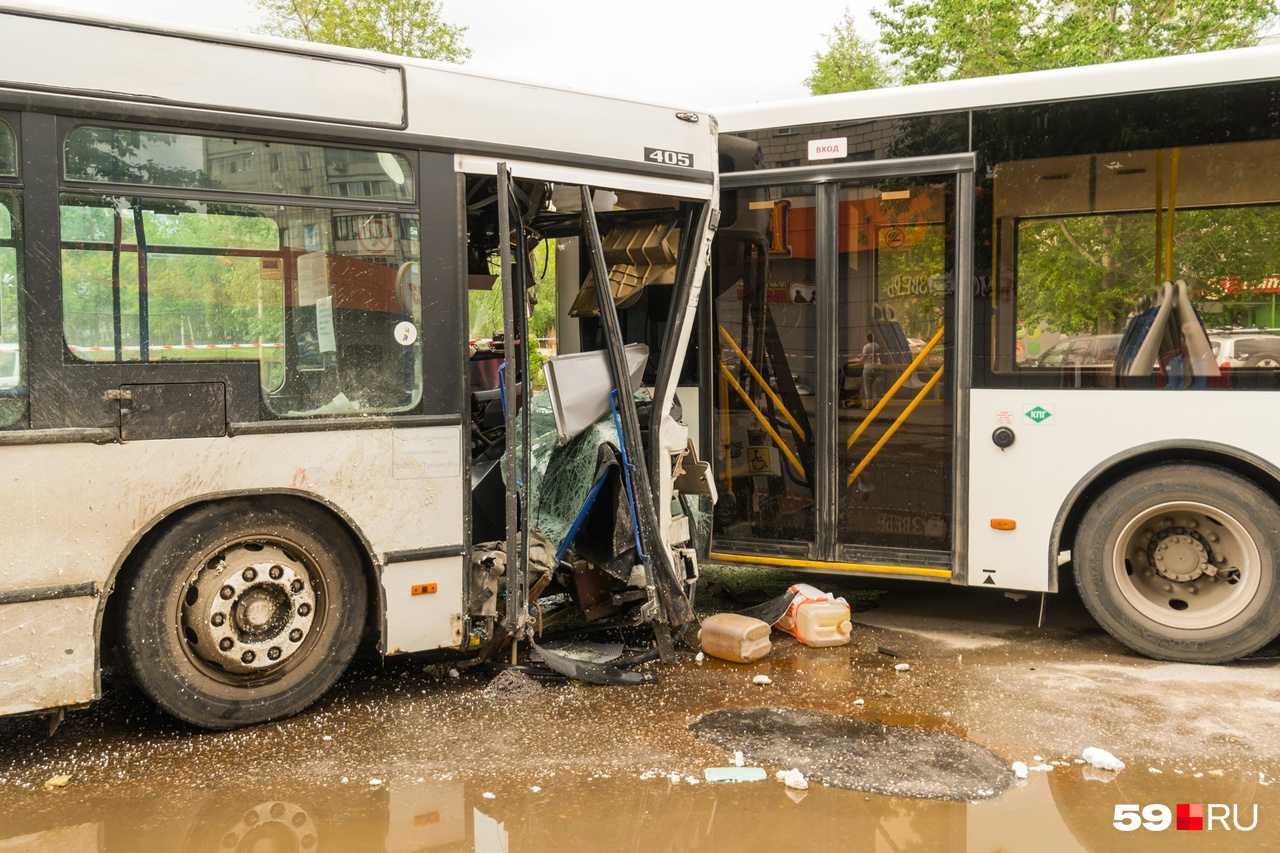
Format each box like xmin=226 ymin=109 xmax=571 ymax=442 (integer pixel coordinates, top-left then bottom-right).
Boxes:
xmin=269 ymin=565 xmax=284 ymax=580
xmin=220 ymin=585 xmax=235 ymax=600
xmin=289 ymin=629 xmax=303 ymax=642
xmin=241 ymin=650 xmax=255 ymax=664
xmin=219 ymin=638 xmax=234 ymax=652
xmin=211 ymin=613 xmax=225 ymax=627
xmin=242 ymin=568 xmax=257 ymax=582
xmin=298 ymin=603 xmax=312 ymax=617
xmin=268 ymin=647 xmax=282 ymax=661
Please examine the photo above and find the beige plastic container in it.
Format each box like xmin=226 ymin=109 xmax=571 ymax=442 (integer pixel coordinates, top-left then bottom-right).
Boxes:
xmin=699 ymin=613 xmax=772 ymax=663
xmin=776 ymin=584 xmax=853 ymax=647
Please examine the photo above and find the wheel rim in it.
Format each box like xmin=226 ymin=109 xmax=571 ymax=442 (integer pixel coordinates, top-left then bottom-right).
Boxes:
xmin=181 ymin=540 xmax=323 ymax=681
xmin=1256 ymin=356 xmax=1280 ymax=368
xmin=215 ymin=800 xmax=317 ymax=853
xmin=1111 ymin=500 xmax=1261 ymax=630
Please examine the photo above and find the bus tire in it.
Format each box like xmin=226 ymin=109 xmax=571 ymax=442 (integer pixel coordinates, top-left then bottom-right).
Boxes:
xmin=1074 ymin=463 xmax=1280 ymax=663
xmin=120 ymin=497 xmax=366 ymax=729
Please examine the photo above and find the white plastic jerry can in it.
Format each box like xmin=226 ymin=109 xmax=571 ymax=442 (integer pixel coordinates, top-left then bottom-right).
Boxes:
xmin=775 ymin=583 xmax=853 ymax=647
xmin=699 ymin=613 xmax=772 ymax=663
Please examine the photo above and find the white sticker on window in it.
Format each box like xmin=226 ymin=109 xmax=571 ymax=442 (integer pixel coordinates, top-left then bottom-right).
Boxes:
xmin=394 ymin=321 xmax=418 ymax=346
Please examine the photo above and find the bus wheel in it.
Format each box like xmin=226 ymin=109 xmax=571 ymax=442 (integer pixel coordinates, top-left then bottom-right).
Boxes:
xmin=120 ymin=498 xmax=366 ymax=729
xmin=1074 ymin=463 xmax=1280 ymax=663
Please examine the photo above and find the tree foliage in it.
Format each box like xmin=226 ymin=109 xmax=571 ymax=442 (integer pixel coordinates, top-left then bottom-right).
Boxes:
xmin=806 ymin=11 xmax=891 ymax=95
xmin=870 ymin=0 xmax=1279 ymax=83
xmin=254 ymin=0 xmax=470 ymax=62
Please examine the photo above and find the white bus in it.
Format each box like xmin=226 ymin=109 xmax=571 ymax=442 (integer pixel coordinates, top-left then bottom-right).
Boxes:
xmin=0 ymin=6 xmax=717 ymax=728
xmin=707 ymin=44 xmax=1280 ymax=663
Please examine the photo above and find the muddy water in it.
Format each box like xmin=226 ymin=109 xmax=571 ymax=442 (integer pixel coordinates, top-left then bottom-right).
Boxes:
xmin=1 ymin=768 xmax=1276 ymax=851
xmin=5 ymin=581 xmax=1280 ymax=851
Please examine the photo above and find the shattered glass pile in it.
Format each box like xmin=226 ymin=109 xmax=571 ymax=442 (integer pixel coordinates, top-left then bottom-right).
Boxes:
xmin=522 ymin=389 xmax=649 ymax=570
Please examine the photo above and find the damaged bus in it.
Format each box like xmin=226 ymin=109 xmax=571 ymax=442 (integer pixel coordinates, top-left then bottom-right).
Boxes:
xmin=0 ymin=6 xmax=716 ymax=728
xmin=707 ymin=45 xmax=1280 ymax=663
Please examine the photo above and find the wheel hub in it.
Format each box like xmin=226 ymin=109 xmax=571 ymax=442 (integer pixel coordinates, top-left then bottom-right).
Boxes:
xmin=183 ymin=544 xmax=316 ymax=674
xmin=1147 ymin=527 xmax=1214 ymax=583
xmin=217 ymin=800 xmax=317 ymax=853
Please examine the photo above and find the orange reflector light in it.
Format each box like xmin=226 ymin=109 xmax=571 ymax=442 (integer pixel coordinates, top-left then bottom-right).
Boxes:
xmin=411 ymin=583 xmax=438 ymax=596
xmin=991 ymin=519 xmax=1016 ymax=530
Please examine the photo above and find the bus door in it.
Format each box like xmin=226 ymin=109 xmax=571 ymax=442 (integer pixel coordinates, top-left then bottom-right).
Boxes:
xmin=710 ymin=154 xmax=974 ymax=577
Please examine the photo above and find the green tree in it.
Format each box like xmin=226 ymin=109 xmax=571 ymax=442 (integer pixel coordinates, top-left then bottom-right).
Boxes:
xmin=806 ymin=11 xmax=892 ymax=94
xmin=254 ymin=0 xmax=470 ymax=62
xmin=870 ymin=0 xmax=1279 ymax=84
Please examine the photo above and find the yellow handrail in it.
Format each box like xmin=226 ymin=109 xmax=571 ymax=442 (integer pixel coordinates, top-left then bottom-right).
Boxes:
xmin=717 ymin=325 xmax=807 ymax=441
xmin=846 ymin=365 xmax=944 ymax=487
xmin=718 ymin=361 xmax=806 ymax=478
xmin=1165 ymin=148 xmax=1179 ymax=282
xmin=846 ymin=326 xmax=944 ymax=449
xmin=719 ymin=368 xmax=733 ymax=495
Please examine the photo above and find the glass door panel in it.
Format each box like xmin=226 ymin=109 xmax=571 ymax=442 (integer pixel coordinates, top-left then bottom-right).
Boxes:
xmin=711 ymin=183 xmax=817 ymax=549
xmin=836 ymin=176 xmax=954 ymax=554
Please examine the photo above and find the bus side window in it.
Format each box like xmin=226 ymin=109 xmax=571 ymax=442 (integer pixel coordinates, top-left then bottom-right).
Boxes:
xmin=0 ymin=193 xmax=23 ymax=428
xmin=59 ymin=126 xmax=423 ymax=417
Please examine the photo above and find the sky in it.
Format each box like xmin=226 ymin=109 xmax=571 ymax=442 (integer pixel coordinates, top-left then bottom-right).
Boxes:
xmin=10 ymin=0 xmax=884 ymax=108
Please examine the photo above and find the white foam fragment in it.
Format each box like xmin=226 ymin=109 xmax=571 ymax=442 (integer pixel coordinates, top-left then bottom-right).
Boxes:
xmin=695 ymin=652 xmax=705 ymax=664
xmin=753 ymin=675 xmax=772 ymax=685
xmin=776 ymin=768 xmax=808 ymax=790
xmin=732 ymin=751 xmax=745 ymax=767
xmin=895 ymin=663 xmax=911 ymax=672
xmin=854 ymin=698 xmax=865 ymax=706
xmin=1149 ymin=768 xmax=1163 ymax=774
xmin=483 ymin=792 xmax=496 ymax=799
xmin=369 ymin=778 xmax=383 ymax=786
xmin=531 ymin=786 xmax=541 ymax=793
xmin=1031 ymin=764 xmax=1054 ymax=772
xmin=1082 ymin=747 xmax=1125 ymax=772
xmin=1012 ymin=762 xmax=1028 ymax=779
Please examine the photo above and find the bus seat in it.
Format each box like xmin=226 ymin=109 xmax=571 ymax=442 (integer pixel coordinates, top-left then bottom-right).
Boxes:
xmin=1172 ymin=279 xmax=1221 ymax=378
xmin=1115 ymin=281 xmax=1174 ymax=377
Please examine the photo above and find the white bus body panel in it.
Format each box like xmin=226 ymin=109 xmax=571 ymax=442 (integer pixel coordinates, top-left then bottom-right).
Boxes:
xmin=0 ymin=12 xmax=406 ymax=127
xmin=0 ymin=426 xmax=464 ymax=717
xmin=968 ymin=389 xmax=1279 ymax=592
xmin=717 ymin=44 xmax=1280 ymax=132
xmin=0 ymin=8 xmax=715 ymax=177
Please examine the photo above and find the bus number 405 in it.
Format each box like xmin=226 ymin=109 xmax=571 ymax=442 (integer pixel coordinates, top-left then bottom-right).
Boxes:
xmin=645 ymin=147 xmax=692 ymax=167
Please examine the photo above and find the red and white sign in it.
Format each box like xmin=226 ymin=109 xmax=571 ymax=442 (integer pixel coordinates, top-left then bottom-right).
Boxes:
xmin=807 ymin=137 xmax=848 ymax=161
xmin=357 ymin=216 xmax=394 ymax=254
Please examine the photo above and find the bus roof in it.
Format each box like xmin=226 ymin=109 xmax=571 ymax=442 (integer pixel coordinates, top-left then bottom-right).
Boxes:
xmin=716 ymin=44 xmax=1280 ymax=132
xmin=0 ymin=3 xmax=713 ymax=177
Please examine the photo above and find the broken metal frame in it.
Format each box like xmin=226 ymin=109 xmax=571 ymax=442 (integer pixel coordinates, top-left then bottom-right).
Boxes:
xmin=498 ymin=163 xmax=531 ymax=643
xmin=579 ymin=186 xmax=696 ymax=660
xmin=486 ymin=178 xmax=709 ymax=677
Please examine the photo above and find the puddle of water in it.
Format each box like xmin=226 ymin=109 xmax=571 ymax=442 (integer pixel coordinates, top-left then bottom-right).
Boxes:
xmin=1 ymin=766 xmax=1275 ymax=852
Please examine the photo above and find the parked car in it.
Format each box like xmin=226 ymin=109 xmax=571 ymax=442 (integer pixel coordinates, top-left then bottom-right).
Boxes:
xmin=1029 ymin=334 xmax=1122 ymax=368
xmin=1209 ymin=333 xmax=1280 ymax=368
xmin=0 ymin=343 xmax=18 ymax=389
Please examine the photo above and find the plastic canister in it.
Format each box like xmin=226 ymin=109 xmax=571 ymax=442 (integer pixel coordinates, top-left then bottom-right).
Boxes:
xmin=775 ymin=583 xmax=853 ymax=647
xmin=699 ymin=613 xmax=772 ymax=663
